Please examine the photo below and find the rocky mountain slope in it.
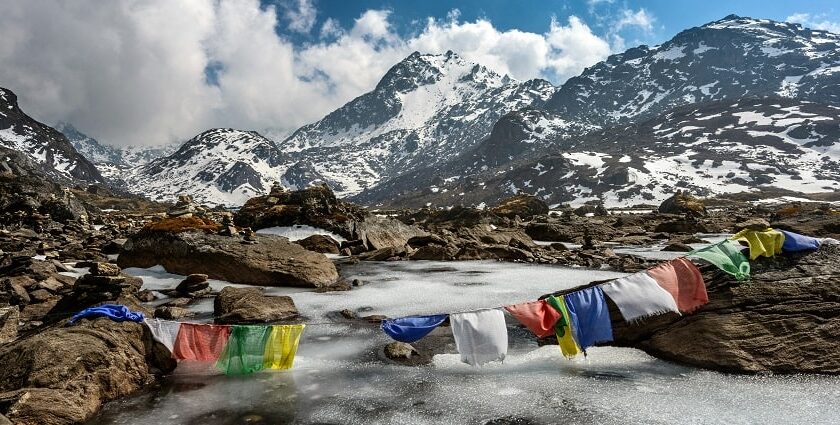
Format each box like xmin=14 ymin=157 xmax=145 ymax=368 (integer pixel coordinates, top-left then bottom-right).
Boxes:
xmin=0 ymin=88 xmax=104 ymax=184
xmin=545 ymin=15 xmax=840 ymax=125
xmin=128 ymin=128 xmax=287 ymax=205
xmin=355 ymin=15 xmax=840 ymax=207
xmin=356 ymin=97 xmax=840 ymax=208
xmin=56 ymin=122 xmax=179 ymax=181
xmin=124 ymin=51 xmax=556 ymax=205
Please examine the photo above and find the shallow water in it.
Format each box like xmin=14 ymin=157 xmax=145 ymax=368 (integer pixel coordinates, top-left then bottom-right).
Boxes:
xmin=91 ymin=259 xmax=840 ymax=424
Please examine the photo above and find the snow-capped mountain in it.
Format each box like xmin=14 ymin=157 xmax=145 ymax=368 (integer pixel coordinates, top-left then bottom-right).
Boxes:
xmin=126 ymin=51 xmax=556 ymax=205
xmin=0 ymin=88 xmax=104 ymax=184
xmin=57 ymin=122 xmax=179 ymax=180
xmin=545 ymin=15 xmax=840 ymax=126
xmin=129 ymin=128 xmax=287 ymax=205
xmin=357 ymin=97 xmax=840 ymax=208
xmin=280 ymin=51 xmax=556 ymax=195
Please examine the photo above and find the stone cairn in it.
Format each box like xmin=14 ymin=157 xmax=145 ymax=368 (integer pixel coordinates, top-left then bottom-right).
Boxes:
xmin=167 ymin=195 xmax=205 ymax=218
xmin=73 ymin=262 xmax=141 ymax=305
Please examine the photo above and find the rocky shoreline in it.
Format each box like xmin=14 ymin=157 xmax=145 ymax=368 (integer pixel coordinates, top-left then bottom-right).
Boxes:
xmin=2 ymin=183 xmax=840 ymax=424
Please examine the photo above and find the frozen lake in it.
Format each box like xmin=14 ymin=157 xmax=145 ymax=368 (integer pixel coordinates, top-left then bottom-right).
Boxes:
xmin=91 ymin=259 xmax=840 ymax=424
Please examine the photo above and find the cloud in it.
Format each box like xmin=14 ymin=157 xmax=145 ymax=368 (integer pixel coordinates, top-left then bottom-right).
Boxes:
xmin=0 ymin=0 xmax=614 ymax=147
xmin=282 ymin=0 xmax=317 ymax=33
xmin=786 ymin=13 xmax=840 ymax=34
xmin=615 ymin=8 xmax=655 ymax=32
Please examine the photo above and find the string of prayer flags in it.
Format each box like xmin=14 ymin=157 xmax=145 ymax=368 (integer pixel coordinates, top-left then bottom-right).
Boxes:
xmin=264 ymin=324 xmax=306 ymax=370
xmin=381 ymin=315 xmax=448 ymax=343
xmin=216 ymin=325 xmax=271 ymax=375
xmin=544 ymin=295 xmax=582 ymax=358
xmin=145 ymin=318 xmax=181 ymax=352
xmin=779 ymin=230 xmax=821 ymax=253
xmin=68 ymin=304 xmax=145 ymax=325
xmin=172 ymin=323 xmax=232 ymax=362
xmin=504 ymin=300 xmax=561 ymax=338
xmin=450 ymin=309 xmax=508 ymax=366
xmin=563 ymin=287 xmax=613 ymax=351
xmin=730 ymin=228 xmax=784 ymax=260
xmin=687 ymin=240 xmax=751 ymax=281
xmin=601 ymin=272 xmax=681 ymax=322
xmin=647 ymin=258 xmax=708 ymax=313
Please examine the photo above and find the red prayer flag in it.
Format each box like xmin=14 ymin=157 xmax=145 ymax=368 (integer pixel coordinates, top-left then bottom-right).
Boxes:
xmin=646 ymin=257 xmax=708 ymax=313
xmin=172 ymin=323 xmax=232 ymax=361
xmin=504 ymin=299 xmax=561 ymax=338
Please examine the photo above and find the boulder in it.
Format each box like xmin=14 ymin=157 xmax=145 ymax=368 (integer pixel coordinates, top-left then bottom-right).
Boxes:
xmin=154 ymin=306 xmax=193 ymax=320
xmin=91 ymin=262 xmax=121 ymax=277
xmin=661 ymin=242 xmax=693 ymax=252
xmin=547 ymin=244 xmax=840 ymax=374
xmin=654 ymin=219 xmax=709 ymax=234
xmin=352 ymin=215 xmax=428 ymax=251
xmin=295 ymin=234 xmax=340 ymax=254
xmin=0 ymin=319 xmax=174 ymax=425
xmin=490 ymin=194 xmax=549 ymax=219
xmin=409 ymin=245 xmax=458 ymax=261
xmin=214 ymin=286 xmax=299 ymax=323
xmin=658 ymin=191 xmax=706 ymax=216
xmin=118 ymin=230 xmax=338 ymax=288
xmin=175 ymin=274 xmax=210 ymax=297
xmin=384 ymin=341 xmax=418 ymax=360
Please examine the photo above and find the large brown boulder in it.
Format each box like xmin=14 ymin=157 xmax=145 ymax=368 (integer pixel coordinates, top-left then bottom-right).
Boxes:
xmin=491 ymin=194 xmax=549 ymax=219
xmin=118 ymin=230 xmax=338 ymax=288
xmin=295 ymin=234 xmax=340 ymax=254
xmin=548 ymin=244 xmax=840 ymax=374
xmin=352 ymin=215 xmax=428 ymax=251
xmin=0 ymin=319 xmax=174 ymax=425
xmin=658 ymin=191 xmax=706 ymax=216
xmin=214 ymin=286 xmax=299 ymax=323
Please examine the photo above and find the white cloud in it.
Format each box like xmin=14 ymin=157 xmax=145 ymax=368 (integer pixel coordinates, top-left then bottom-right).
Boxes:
xmin=282 ymin=0 xmax=317 ymax=34
xmin=786 ymin=13 xmax=840 ymax=34
xmin=0 ymin=0 xmax=614 ymax=147
xmin=615 ymin=8 xmax=655 ymax=32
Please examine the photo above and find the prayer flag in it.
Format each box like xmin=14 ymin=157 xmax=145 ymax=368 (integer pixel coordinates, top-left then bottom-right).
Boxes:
xmin=216 ymin=325 xmax=271 ymax=375
xmin=730 ymin=228 xmax=784 ymax=260
xmin=647 ymin=258 xmax=708 ymax=313
xmin=545 ymin=295 xmax=582 ymax=358
xmin=687 ymin=240 xmax=750 ymax=281
xmin=69 ymin=304 xmax=144 ymax=325
xmin=601 ymin=272 xmax=681 ymax=322
xmin=450 ymin=309 xmax=508 ymax=366
xmin=504 ymin=300 xmax=561 ymax=338
xmin=144 ymin=318 xmax=181 ymax=353
xmin=264 ymin=324 xmax=306 ymax=370
xmin=779 ymin=230 xmax=821 ymax=253
xmin=563 ymin=287 xmax=613 ymax=350
xmin=172 ymin=323 xmax=232 ymax=362
xmin=381 ymin=315 xmax=448 ymax=343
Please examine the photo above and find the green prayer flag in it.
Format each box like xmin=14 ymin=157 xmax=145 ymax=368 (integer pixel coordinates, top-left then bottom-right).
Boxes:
xmin=215 ymin=325 xmax=270 ymax=375
xmin=687 ymin=240 xmax=750 ymax=281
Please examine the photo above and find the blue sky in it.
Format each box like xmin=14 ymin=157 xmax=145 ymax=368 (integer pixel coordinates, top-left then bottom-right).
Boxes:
xmin=267 ymin=0 xmax=840 ymax=47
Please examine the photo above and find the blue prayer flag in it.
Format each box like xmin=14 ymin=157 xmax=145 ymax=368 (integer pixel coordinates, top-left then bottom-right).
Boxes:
xmin=779 ymin=230 xmax=821 ymax=253
xmin=381 ymin=314 xmax=448 ymax=343
xmin=564 ymin=287 xmax=613 ymax=350
xmin=69 ymin=304 xmax=145 ymax=325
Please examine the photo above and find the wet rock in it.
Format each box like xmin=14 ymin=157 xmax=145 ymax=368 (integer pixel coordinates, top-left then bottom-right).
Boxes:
xmin=384 ymin=341 xmax=418 ymax=360
xmin=294 ymin=234 xmax=340 ymax=254
xmin=733 ymin=218 xmax=771 ymax=232
xmin=214 ymin=286 xmax=299 ymax=323
xmin=175 ymin=274 xmax=210 ymax=298
xmin=406 ymin=234 xmax=447 ymax=248
xmin=353 ymin=215 xmax=428 ymax=251
xmin=490 ymin=194 xmax=549 ymax=219
xmin=654 ymin=219 xmax=709 ymax=234
xmin=0 ymin=319 xmax=175 ymax=425
xmin=0 ymin=306 xmax=19 ymax=344
xmin=409 ymin=245 xmax=458 ymax=260
xmin=359 ymin=246 xmax=406 ymax=261
xmin=91 ymin=262 xmax=121 ymax=277
xmin=661 ymin=242 xmax=693 ymax=252
xmin=154 ymin=306 xmax=193 ymax=320
xmin=118 ymin=230 xmax=338 ymax=288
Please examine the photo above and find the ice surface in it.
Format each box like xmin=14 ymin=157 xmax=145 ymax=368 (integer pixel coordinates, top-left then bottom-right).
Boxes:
xmin=255 ymin=225 xmax=346 ymax=242
xmin=93 ymin=259 xmax=840 ymax=424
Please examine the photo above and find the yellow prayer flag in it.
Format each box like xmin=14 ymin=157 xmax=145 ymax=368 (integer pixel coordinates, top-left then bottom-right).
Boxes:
xmin=263 ymin=324 xmax=305 ymax=370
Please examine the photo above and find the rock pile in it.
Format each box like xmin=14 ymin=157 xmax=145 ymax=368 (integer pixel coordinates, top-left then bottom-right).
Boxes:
xmin=72 ymin=262 xmax=142 ymax=306
xmin=175 ymin=273 xmax=211 ymax=298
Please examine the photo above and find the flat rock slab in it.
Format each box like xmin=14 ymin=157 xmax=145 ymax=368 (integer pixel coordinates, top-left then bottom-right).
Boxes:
xmin=214 ymin=286 xmax=299 ymax=323
xmin=118 ymin=230 xmax=339 ymax=288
